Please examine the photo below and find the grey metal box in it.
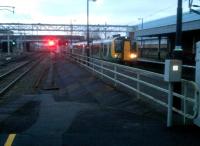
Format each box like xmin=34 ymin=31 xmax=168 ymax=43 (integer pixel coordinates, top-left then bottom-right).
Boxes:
xmin=164 ymin=59 xmax=182 ymax=82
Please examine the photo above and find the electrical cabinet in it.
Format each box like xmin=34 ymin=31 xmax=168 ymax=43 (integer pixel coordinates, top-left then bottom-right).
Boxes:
xmin=164 ymin=59 xmax=182 ymax=82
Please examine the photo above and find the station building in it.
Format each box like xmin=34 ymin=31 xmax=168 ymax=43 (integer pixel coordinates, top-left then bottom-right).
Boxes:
xmin=135 ymin=12 xmax=200 ymax=64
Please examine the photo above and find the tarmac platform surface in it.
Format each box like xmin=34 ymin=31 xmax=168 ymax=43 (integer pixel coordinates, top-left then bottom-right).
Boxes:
xmin=0 ymin=56 xmax=199 ymax=146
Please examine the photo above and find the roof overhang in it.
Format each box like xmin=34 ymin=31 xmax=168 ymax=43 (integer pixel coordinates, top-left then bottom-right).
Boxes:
xmin=135 ymin=19 xmax=200 ymax=37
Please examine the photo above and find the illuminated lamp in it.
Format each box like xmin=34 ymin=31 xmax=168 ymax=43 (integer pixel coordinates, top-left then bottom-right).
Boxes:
xmin=48 ymin=40 xmax=55 ymax=46
xmin=130 ymin=53 xmax=137 ymax=59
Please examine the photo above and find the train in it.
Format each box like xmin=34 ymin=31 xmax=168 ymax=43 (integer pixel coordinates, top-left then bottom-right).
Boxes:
xmin=71 ymin=36 xmax=138 ymax=63
xmin=71 ymin=36 xmax=195 ymax=65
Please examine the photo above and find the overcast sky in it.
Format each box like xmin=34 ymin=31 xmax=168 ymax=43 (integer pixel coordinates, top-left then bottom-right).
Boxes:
xmin=0 ymin=0 xmax=198 ymax=25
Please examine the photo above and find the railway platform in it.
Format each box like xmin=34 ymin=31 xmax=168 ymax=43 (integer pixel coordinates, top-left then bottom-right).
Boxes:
xmin=0 ymin=55 xmax=199 ymax=146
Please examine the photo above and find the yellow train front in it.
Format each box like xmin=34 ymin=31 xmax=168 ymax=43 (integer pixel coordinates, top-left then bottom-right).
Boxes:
xmin=91 ymin=36 xmax=138 ymax=63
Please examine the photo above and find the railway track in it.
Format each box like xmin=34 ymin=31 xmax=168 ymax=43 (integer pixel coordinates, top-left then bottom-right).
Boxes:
xmin=0 ymin=61 xmax=30 ymax=79
xmin=0 ymin=53 xmax=36 ymax=68
xmin=0 ymin=56 xmax=44 ymax=97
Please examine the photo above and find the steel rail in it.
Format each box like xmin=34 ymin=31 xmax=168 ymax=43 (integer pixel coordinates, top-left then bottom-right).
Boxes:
xmin=0 ymin=61 xmax=29 ymax=81
xmin=0 ymin=58 xmax=43 ymax=96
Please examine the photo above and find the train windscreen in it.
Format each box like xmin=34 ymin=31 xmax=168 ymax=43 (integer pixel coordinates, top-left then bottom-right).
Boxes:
xmin=114 ymin=39 xmax=123 ymax=53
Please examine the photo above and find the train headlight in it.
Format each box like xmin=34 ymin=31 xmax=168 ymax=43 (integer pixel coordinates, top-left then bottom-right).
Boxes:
xmin=114 ymin=54 xmax=118 ymax=58
xmin=130 ymin=53 xmax=137 ymax=59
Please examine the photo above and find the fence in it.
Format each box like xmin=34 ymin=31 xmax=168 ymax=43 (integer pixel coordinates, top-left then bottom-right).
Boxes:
xmin=68 ymin=52 xmax=200 ymax=127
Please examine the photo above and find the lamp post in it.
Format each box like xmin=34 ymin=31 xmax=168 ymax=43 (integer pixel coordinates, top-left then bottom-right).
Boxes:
xmin=7 ymin=32 xmax=10 ymax=56
xmin=104 ymin=22 xmax=107 ymax=39
xmin=138 ymin=18 xmax=143 ymax=57
xmin=70 ymin=19 xmax=76 ymax=45
xmin=174 ymin=0 xmax=183 ymax=54
xmin=170 ymin=0 xmax=183 ymax=123
xmin=86 ymin=0 xmax=96 ymax=58
xmin=0 ymin=6 xmax=15 ymax=14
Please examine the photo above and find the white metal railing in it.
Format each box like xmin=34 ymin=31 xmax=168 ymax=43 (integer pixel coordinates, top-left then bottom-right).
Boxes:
xmin=68 ymin=52 xmax=200 ymax=127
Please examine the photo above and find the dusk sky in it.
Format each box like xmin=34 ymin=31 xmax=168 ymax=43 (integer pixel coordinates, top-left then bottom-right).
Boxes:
xmin=0 ymin=0 xmax=198 ymax=25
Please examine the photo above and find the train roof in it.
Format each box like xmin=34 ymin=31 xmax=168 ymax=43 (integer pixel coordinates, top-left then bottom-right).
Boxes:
xmin=73 ymin=36 xmax=129 ymax=45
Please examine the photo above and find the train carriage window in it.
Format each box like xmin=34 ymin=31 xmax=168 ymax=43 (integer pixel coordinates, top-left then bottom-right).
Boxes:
xmin=103 ymin=44 xmax=107 ymax=57
xmin=101 ymin=43 xmax=104 ymax=56
xmin=109 ymin=42 xmax=112 ymax=50
xmin=106 ymin=43 xmax=110 ymax=57
xmin=114 ymin=39 xmax=123 ymax=53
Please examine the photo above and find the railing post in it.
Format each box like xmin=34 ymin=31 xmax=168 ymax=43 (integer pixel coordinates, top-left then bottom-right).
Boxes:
xmin=74 ymin=53 xmax=76 ymax=62
xmin=194 ymin=88 xmax=200 ymax=126
xmin=183 ymin=82 xmax=187 ymax=125
xmin=167 ymin=82 xmax=174 ymax=127
xmin=114 ymin=65 xmax=117 ymax=87
xmin=84 ymin=55 xmax=86 ymax=64
xmin=76 ymin=54 xmax=78 ymax=63
xmin=92 ymin=58 xmax=94 ymax=74
xmin=83 ymin=55 xmax=86 ymax=64
xmin=86 ymin=55 xmax=88 ymax=65
xmin=137 ymin=73 xmax=140 ymax=99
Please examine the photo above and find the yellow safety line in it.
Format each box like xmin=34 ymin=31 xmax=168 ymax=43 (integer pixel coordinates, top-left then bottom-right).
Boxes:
xmin=4 ymin=134 xmax=16 ymax=146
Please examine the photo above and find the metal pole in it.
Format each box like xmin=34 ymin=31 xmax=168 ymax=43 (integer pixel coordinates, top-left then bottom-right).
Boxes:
xmin=174 ymin=0 xmax=183 ymax=53
xmin=22 ymin=31 xmax=25 ymax=53
xmin=141 ymin=18 xmax=144 ymax=57
xmin=114 ymin=65 xmax=117 ymax=87
xmin=7 ymin=34 xmax=10 ymax=56
xmin=141 ymin=18 xmax=143 ymax=48
xmin=167 ymin=82 xmax=173 ymax=127
xmin=173 ymin=0 xmax=183 ymax=111
xmin=137 ymin=73 xmax=140 ymax=99
xmin=86 ymin=0 xmax=90 ymax=65
xmin=138 ymin=18 xmax=144 ymax=57
xmin=104 ymin=22 xmax=107 ymax=39
xmin=87 ymin=0 xmax=89 ymax=47
xmin=158 ymin=36 xmax=161 ymax=60
xmin=20 ymin=33 xmax=23 ymax=53
xmin=71 ymin=21 xmax=73 ymax=45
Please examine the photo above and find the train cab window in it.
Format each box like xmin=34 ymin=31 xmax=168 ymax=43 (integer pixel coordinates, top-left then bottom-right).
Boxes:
xmin=132 ymin=42 xmax=137 ymax=52
xmin=114 ymin=39 xmax=123 ymax=53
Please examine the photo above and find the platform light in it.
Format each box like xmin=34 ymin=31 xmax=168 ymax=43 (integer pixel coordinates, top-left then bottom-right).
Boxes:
xmin=12 ymin=41 xmax=16 ymax=45
xmin=173 ymin=65 xmax=179 ymax=71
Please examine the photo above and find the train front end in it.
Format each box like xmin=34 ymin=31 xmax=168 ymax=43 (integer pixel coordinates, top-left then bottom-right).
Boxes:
xmin=113 ymin=37 xmax=137 ymax=63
